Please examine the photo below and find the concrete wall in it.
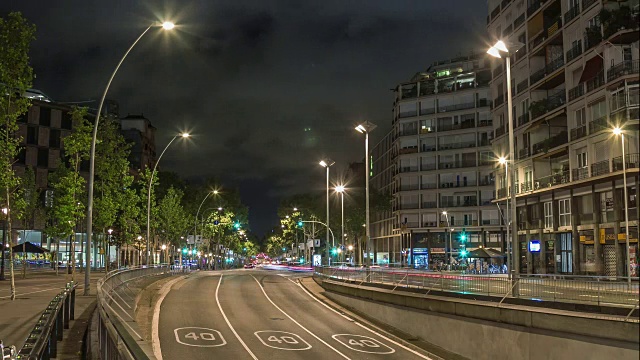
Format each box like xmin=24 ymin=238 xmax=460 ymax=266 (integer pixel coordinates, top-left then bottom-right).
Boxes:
xmin=319 ymin=279 xmax=639 ymax=360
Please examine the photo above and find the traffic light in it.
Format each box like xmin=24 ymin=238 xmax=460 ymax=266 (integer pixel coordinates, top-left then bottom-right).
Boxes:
xmin=297 ymin=219 xmax=303 ymax=228
xmin=182 ymin=248 xmax=187 ymax=254
xmin=234 ymin=222 xmax=241 ymax=230
xmin=331 ymin=247 xmax=338 ymax=255
xmin=460 ymin=249 xmax=468 ymax=258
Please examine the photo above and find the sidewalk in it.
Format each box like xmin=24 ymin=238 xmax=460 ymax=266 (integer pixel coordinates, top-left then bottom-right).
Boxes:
xmin=0 ymin=269 xmax=102 ymax=352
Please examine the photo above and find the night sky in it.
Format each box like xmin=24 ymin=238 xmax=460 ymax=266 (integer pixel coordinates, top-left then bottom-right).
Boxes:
xmin=3 ymin=1 xmax=488 ymax=236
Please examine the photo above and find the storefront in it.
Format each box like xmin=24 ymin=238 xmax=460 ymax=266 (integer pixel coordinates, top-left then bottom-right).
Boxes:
xmin=579 ymin=230 xmax=596 ymax=275
xmin=412 ymin=248 xmax=428 ymax=269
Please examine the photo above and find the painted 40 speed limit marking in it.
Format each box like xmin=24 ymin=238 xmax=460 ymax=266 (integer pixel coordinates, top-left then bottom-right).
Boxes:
xmin=332 ymin=334 xmax=395 ymax=354
xmin=174 ymin=327 xmax=226 ymax=347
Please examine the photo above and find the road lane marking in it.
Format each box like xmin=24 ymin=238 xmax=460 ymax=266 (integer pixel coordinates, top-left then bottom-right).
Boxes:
xmin=332 ymin=334 xmax=395 ymax=354
xmin=286 ymin=277 xmax=434 ymax=360
xmin=174 ymin=327 xmax=226 ymax=347
xmin=216 ymin=274 xmax=259 ymax=360
xmin=0 ymin=287 xmax=62 ymax=299
xmin=152 ymin=275 xmax=188 ymax=360
xmin=251 ymin=275 xmax=351 ymax=360
xmin=254 ymin=331 xmax=311 ymax=350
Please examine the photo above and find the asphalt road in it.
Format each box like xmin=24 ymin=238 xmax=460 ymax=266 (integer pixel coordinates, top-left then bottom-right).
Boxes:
xmin=157 ymin=270 xmax=435 ymax=360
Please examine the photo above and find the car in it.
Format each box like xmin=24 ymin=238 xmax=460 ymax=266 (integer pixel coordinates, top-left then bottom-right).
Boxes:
xmin=243 ymin=263 xmax=255 ymax=269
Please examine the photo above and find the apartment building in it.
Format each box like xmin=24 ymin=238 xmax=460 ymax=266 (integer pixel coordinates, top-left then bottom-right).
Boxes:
xmin=120 ymin=114 xmax=157 ymax=172
xmin=370 ymin=131 xmax=398 ymax=264
xmin=487 ymin=0 xmax=639 ymax=276
xmin=390 ymin=53 xmax=505 ymax=269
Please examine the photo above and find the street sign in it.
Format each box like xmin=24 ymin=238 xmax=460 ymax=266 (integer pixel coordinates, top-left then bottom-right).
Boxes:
xmin=313 ymin=254 xmax=322 ymax=266
xmin=187 ymin=235 xmax=202 ymax=244
xmin=313 ymin=239 xmax=320 ymax=247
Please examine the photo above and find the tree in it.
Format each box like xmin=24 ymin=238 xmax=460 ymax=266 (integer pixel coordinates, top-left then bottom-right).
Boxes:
xmin=157 ymin=187 xmax=188 ymax=250
xmin=0 ymin=12 xmax=36 ymax=299
xmin=136 ymin=167 xmax=158 ymax=263
xmin=115 ymin=186 xmax=142 ymax=267
xmin=16 ymin=167 xmax=42 ymax=278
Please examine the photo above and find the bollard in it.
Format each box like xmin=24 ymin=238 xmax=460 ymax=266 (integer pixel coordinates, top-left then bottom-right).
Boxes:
xmin=63 ymin=293 xmax=70 ymax=329
xmin=70 ymin=287 xmax=76 ymax=320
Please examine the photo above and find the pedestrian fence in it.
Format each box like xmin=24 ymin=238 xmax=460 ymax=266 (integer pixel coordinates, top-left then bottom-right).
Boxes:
xmin=94 ymin=265 xmax=187 ymax=360
xmin=315 ymin=266 xmax=639 ymax=320
xmin=14 ymin=281 xmax=78 ymax=360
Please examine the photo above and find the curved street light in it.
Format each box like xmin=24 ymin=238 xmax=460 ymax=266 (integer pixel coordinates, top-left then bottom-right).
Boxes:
xmin=613 ymin=127 xmax=632 ymax=285
xmin=85 ymin=21 xmax=175 ymax=294
xmin=319 ymin=159 xmax=335 ymax=265
xmin=146 ymin=132 xmax=189 ymax=265
xmin=355 ymin=121 xmax=376 ymax=265
xmin=335 ymin=185 xmax=345 ymax=263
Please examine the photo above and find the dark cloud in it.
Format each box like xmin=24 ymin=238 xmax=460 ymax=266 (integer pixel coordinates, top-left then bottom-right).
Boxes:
xmin=3 ymin=0 xmax=487 ymax=235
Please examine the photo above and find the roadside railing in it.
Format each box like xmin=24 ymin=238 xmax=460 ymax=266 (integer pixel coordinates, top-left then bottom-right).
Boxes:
xmin=314 ymin=267 xmax=640 ymax=312
xmin=94 ymin=265 xmax=182 ymax=360
xmin=17 ymin=281 xmax=78 ymax=359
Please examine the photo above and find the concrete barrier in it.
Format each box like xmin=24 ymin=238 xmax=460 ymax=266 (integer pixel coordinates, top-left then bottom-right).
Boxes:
xmin=317 ymin=277 xmax=640 ymax=360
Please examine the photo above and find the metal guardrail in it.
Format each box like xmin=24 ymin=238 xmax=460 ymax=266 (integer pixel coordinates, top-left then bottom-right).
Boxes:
xmin=95 ymin=265 xmax=185 ymax=360
xmin=16 ymin=281 xmax=78 ymax=359
xmin=314 ymin=267 xmax=640 ymax=313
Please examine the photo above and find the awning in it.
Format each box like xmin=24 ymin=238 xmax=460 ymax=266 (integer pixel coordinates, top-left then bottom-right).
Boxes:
xmin=579 ymin=55 xmax=603 ymax=83
xmin=11 ymin=241 xmax=50 ymax=254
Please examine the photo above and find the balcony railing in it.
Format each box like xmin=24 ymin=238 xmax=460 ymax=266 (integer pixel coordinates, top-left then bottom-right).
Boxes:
xmin=530 ymin=56 xmax=565 ymax=86
xmin=399 ymin=166 xmax=419 ymax=173
xmin=492 ymin=65 xmax=503 ymax=79
xmin=527 ymin=0 xmax=541 ymax=16
xmin=519 ymin=147 xmax=531 ymax=160
xmin=439 ymin=161 xmax=476 ymax=169
xmin=399 ymin=184 xmax=420 ymax=191
xmin=572 ymin=167 xmax=589 ymax=181
xmin=535 ymin=170 xmax=570 ymax=188
xmin=422 ymin=201 xmax=437 ymax=209
xmin=421 ymin=183 xmax=437 ymax=189
xmin=401 ymin=88 xmax=417 ymax=99
xmin=514 ymin=13 xmax=525 ymax=29
xmin=517 ymin=79 xmax=529 ymax=94
xmin=399 ymin=110 xmax=418 ymax=118
xmin=494 ymin=94 xmax=504 ymax=107
xmin=400 ymin=203 xmax=420 ymax=210
xmin=517 ymin=113 xmax=530 ymax=127
xmin=530 ymin=91 xmax=566 ymax=119
xmin=588 ymin=115 xmax=607 ymax=134
xmin=440 ymin=199 xmax=479 ymax=208
xmin=607 ymin=60 xmax=640 ymax=83
xmin=530 ymin=31 xmax=546 ymax=50
xmin=477 ymin=98 xmax=492 ymax=108
xmin=519 ymin=181 xmax=533 ymax=193
xmin=566 ymin=41 xmax=583 ymax=63
xmin=564 ymin=4 xmax=580 ymax=24
xmin=491 ymin=5 xmax=501 ymax=20
xmin=440 ymin=180 xmax=477 ymax=188
xmin=532 ymin=131 xmax=568 ymax=155
xmin=399 ymin=129 xmax=418 ymax=136
xmin=591 ymin=160 xmax=610 ymax=177
xmin=495 ymin=126 xmax=506 ymax=137
xmin=613 ymin=153 xmax=640 ymax=172
xmin=438 ymin=120 xmax=475 ymax=132
xmin=568 ymin=83 xmax=585 ymax=101
xmin=570 ymin=125 xmax=587 ymax=141
xmin=586 ymin=71 xmax=604 ymax=92
xmin=439 ymin=140 xmax=476 ymax=150
xmin=582 ymin=0 xmax=597 ymax=11
xmin=478 ymin=119 xmax=493 ymax=127
xmin=439 ymin=102 xmax=475 ymax=112
xmin=421 ymin=163 xmax=437 ymax=171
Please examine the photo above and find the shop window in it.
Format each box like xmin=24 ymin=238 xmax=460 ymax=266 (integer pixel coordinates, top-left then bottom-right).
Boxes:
xmin=544 ymin=201 xmax=553 ymax=228
xmin=558 ymin=199 xmax=571 ymax=227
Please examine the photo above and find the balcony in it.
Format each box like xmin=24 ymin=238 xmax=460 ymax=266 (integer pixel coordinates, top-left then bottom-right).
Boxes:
xmin=584 ymin=26 xmax=603 ymax=52
xmin=399 ymin=129 xmax=418 ymax=136
xmin=613 ymin=153 xmax=640 ymax=172
xmin=440 ymin=199 xmax=479 ymax=208
xmin=399 ymin=184 xmax=420 ymax=191
xmin=491 ymin=5 xmax=501 ymax=20
xmin=478 ymin=119 xmax=493 ymax=128
xmin=515 ymin=46 xmax=528 ymax=62
xmin=546 ymin=17 xmax=562 ymax=38
xmin=420 ymin=107 xmax=435 ymax=115
xmin=422 ymin=201 xmax=437 ymax=209
xmin=530 ymin=56 xmax=565 ymax=86
xmin=482 ymin=219 xmax=502 ymax=226
xmin=438 ymin=120 xmax=475 ymax=132
xmin=439 ymin=102 xmax=475 ymax=113
xmin=495 ymin=126 xmax=506 ymax=138
xmin=399 ymin=166 xmax=419 ymax=173
xmin=572 ymin=167 xmax=589 ymax=181
xmin=519 ymin=147 xmax=531 ymax=160
xmin=421 ymin=183 xmax=437 ymax=189
xmin=586 ymin=71 xmax=604 ymax=92
xmin=439 ymin=161 xmax=476 ymax=169
xmin=591 ymin=160 xmax=610 ymax=177
xmin=607 ymin=60 xmax=640 ymax=83
xmin=529 ymin=91 xmax=566 ymax=119
xmin=517 ymin=79 xmax=529 ymax=94
xmin=494 ymin=94 xmax=504 ymax=108
xmin=497 ymin=188 xmax=507 ymax=198
xmin=503 ymin=24 xmax=513 ymax=37
xmin=479 ymin=178 xmax=495 ymax=186
xmin=400 ymin=203 xmax=420 ymax=210
xmin=527 ymin=0 xmax=541 ymax=17
xmin=568 ymin=83 xmax=585 ymax=101
xmin=582 ymin=0 xmax=597 ymax=11
xmin=532 ymin=131 xmax=568 ymax=155
xmin=530 ymin=31 xmax=546 ymax=51
xmin=399 ymin=147 xmax=419 ymax=154
xmin=566 ymin=41 xmax=583 ymax=63
xmin=440 ymin=180 xmax=477 ymax=188
xmin=588 ymin=116 xmax=607 ymax=134
xmin=421 ymin=145 xmax=436 ymax=152
xmin=401 ymin=87 xmax=417 ymax=99
xmin=564 ymin=4 xmax=580 ymax=24
xmin=477 ymin=98 xmax=492 ymax=108
xmin=439 ymin=140 xmax=476 ymax=150
xmin=423 ymin=221 xmax=438 ymax=227
xmin=399 ymin=109 xmax=418 ymax=118
xmin=602 ymin=8 xmax=640 ymax=40
xmin=421 ymin=163 xmax=436 ymax=171
xmin=570 ymin=125 xmax=587 ymax=141
xmin=517 ymin=113 xmax=530 ymax=127
xmin=514 ymin=13 xmax=525 ymax=29
xmin=535 ymin=170 xmax=570 ymax=188
xmin=419 ymin=82 xmax=435 ymax=96
xmin=492 ymin=65 xmax=503 ymax=79
xmin=519 ymin=181 xmax=533 ymax=193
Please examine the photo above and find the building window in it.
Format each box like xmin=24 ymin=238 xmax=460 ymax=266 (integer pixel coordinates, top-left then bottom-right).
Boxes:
xmin=544 ymin=201 xmax=553 ymax=228
xmin=575 ymin=108 xmax=586 ymax=127
xmin=49 ymin=129 xmax=61 ymax=148
xmin=37 ymin=148 xmax=48 ymax=168
xmin=589 ymin=100 xmax=606 ymax=121
xmin=17 ymin=148 xmax=26 ymax=165
xmin=18 ymin=112 xmax=28 ymax=123
xmin=600 ymin=191 xmax=614 ymax=222
xmin=27 ymin=126 xmax=38 ymax=145
xmin=558 ymin=199 xmax=571 ymax=227
xmin=61 ymin=112 xmax=72 ymax=130
xmin=577 ymin=150 xmax=587 ymax=168
xmin=39 ymin=107 xmax=51 ymax=126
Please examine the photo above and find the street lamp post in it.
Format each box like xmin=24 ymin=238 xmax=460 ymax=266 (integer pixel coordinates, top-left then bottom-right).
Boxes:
xmin=146 ymin=132 xmax=189 ymax=266
xmin=85 ymin=21 xmax=175 ymax=295
xmin=194 ymin=190 xmax=219 ymax=257
xmin=488 ymin=40 xmax=522 ymax=286
xmin=613 ymin=127 xmax=632 ymax=285
xmin=336 ymin=185 xmax=345 ymax=264
xmin=1 ymin=207 xmax=7 ymax=280
xmin=355 ymin=121 xmax=377 ymax=265
xmin=498 ymin=156 xmax=511 ymax=279
xmin=319 ymin=160 xmax=335 ymax=265
xmin=442 ymin=211 xmax=453 ymax=266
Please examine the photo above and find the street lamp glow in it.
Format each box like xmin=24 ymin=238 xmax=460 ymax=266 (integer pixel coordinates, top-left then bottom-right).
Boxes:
xmin=161 ymin=244 xmax=167 ymax=250
xmin=218 ymin=207 xmax=223 ymax=211
xmin=498 ymin=157 xmax=507 ymax=165
xmin=442 ymin=211 xmax=447 ymax=215
xmin=162 ymin=22 xmax=175 ymax=30
xmin=181 ymin=132 xmax=190 ymax=138
xmin=213 ymin=190 xmax=219 ymax=195
xmin=335 ymin=185 xmax=345 ymax=193
xmin=348 ymin=245 xmax=353 ymax=251
xmin=613 ymin=127 xmax=622 ymax=136
xmin=293 ymin=207 xmax=298 ymax=211
xmin=1 ymin=208 xmax=7 ymax=215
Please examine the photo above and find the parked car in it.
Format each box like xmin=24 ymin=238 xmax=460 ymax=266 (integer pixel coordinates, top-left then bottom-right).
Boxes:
xmin=243 ymin=263 xmax=255 ymax=269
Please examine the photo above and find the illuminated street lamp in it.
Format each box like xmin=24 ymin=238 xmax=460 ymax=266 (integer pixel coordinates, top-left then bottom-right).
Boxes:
xmin=319 ymin=159 xmax=335 ymax=265
xmin=487 ymin=40 xmax=523 ymax=283
xmin=194 ymin=189 xmax=220 ymax=253
xmin=335 ymin=185 xmax=345 ymax=263
xmin=498 ymin=156 xmax=511 ymax=277
xmin=85 ymin=21 xmax=175 ymax=294
xmin=613 ymin=127 xmax=632 ymax=285
xmin=355 ymin=121 xmax=376 ymax=265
